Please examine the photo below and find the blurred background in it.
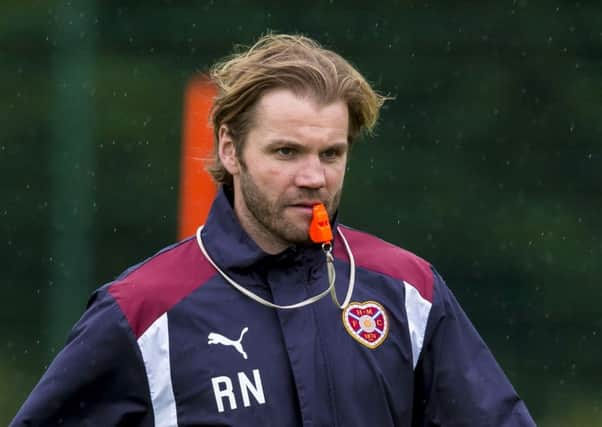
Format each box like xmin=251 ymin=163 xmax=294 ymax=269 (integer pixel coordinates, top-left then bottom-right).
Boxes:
xmin=1 ymin=1 xmax=600 ymax=425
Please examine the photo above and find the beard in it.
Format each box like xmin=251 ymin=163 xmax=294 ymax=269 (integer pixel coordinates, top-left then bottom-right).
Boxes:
xmin=238 ymin=167 xmax=342 ymax=247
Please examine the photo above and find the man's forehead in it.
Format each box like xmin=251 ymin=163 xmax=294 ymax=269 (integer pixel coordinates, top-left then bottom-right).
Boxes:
xmin=253 ymin=88 xmax=349 ymax=128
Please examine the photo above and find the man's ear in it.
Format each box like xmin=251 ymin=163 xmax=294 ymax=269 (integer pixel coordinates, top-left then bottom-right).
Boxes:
xmin=218 ymin=124 xmax=240 ymax=175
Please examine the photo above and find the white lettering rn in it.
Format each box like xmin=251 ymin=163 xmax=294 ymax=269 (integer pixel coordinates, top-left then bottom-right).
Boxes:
xmin=211 ymin=369 xmax=266 ymax=413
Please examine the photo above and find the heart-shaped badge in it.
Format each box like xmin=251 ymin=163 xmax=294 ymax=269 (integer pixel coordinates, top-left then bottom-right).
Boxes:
xmin=342 ymin=301 xmax=389 ymax=349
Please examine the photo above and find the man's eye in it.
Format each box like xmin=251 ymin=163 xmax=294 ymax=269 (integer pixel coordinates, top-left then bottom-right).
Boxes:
xmin=276 ymin=147 xmax=295 ymax=156
xmin=321 ymin=149 xmax=340 ymax=160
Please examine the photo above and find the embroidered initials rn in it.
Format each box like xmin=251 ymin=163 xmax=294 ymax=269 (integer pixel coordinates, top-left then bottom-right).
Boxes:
xmin=211 ymin=369 xmax=266 ymax=413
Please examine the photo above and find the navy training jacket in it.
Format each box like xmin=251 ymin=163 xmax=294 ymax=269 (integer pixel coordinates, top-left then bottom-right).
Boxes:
xmin=11 ymin=189 xmax=536 ymax=426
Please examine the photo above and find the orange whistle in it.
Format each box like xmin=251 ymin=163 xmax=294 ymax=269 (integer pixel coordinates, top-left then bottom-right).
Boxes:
xmin=309 ymin=203 xmax=333 ymax=244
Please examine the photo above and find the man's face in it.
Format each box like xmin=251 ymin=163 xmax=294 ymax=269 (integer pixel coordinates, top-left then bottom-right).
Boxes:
xmin=219 ymin=88 xmax=349 ymax=254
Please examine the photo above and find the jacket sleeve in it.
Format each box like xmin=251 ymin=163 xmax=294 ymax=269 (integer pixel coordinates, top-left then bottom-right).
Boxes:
xmin=412 ymin=270 xmax=536 ymax=427
xmin=10 ymin=287 xmax=154 ymax=427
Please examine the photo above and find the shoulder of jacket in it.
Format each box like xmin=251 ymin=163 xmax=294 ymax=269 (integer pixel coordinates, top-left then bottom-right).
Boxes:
xmin=334 ymin=225 xmax=434 ymax=303
xmin=105 ymin=237 xmax=216 ymax=338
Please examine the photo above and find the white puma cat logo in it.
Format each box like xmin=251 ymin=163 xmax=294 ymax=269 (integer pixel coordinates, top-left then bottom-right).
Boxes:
xmin=208 ymin=327 xmax=249 ymax=360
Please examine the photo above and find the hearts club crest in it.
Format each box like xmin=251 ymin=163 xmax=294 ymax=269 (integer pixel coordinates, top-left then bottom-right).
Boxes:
xmin=342 ymin=301 xmax=389 ymax=349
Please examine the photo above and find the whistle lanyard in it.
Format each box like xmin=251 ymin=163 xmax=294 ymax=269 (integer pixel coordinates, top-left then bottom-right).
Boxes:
xmin=195 ymin=225 xmax=356 ymax=310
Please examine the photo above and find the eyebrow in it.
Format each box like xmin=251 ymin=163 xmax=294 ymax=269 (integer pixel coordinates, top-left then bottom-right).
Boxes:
xmin=265 ymin=139 xmax=349 ymax=151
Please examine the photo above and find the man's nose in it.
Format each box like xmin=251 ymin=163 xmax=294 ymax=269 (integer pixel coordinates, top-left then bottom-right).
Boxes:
xmin=294 ymin=156 xmax=326 ymax=189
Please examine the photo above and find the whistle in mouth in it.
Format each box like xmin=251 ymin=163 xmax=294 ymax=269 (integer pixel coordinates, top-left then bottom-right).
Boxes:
xmin=309 ymin=203 xmax=333 ymax=244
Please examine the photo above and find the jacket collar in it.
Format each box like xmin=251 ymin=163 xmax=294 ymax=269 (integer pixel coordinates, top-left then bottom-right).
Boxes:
xmin=200 ymin=187 xmax=330 ymax=274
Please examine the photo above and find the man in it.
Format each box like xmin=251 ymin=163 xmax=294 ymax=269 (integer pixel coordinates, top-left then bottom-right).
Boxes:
xmin=12 ymin=34 xmax=535 ymax=426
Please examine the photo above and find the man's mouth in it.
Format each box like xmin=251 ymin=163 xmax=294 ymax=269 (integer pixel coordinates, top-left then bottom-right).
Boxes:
xmin=289 ymin=204 xmax=314 ymax=211
xmin=290 ymin=200 xmax=324 ymax=208
xmin=287 ymin=202 xmax=323 ymax=216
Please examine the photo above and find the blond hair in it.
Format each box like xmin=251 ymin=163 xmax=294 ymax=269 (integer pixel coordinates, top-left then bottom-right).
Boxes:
xmin=208 ymin=33 xmax=388 ymax=187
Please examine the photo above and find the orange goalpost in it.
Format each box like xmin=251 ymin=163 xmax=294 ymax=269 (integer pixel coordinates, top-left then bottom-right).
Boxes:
xmin=178 ymin=76 xmax=218 ymax=240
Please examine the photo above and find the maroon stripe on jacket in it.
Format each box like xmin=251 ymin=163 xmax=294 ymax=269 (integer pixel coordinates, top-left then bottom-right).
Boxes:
xmin=334 ymin=226 xmax=434 ymax=303
xmin=108 ymin=238 xmax=216 ymax=338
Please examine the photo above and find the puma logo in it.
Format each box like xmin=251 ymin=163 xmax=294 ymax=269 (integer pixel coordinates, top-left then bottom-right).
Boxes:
xmin=208 ymin=327 xmax=249 ymax=360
